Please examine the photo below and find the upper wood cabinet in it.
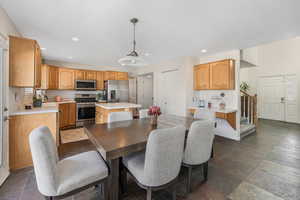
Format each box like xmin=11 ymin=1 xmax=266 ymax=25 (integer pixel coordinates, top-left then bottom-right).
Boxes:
xmin=58 ymin=68 xmax=75 ymax=90
xmin=96 ymin=71 xmax=104 ymax=90
xmin=194 ymin=59 xmax=235 ymax=90
xmin=41 ymin=64 xmax=49 ymax=89
xmin=194 ymin=64 xmax=210 ymax=90
xmin=104 ymin=71 xmax=117 ymax=80
xmin=9 ymin=36 xmax=42 ymax=88
xmin=210 ymin=59 xmax=235 ymax=90
xmin=48 ymin=66 xmax=59 ymax=89
xmin=85 ymin=71 xmax=97 ymax=80
xmin=117 ymin=72 xmax=129 ymax=80
xmin=75 ymin=70 xmax=85 ymax=80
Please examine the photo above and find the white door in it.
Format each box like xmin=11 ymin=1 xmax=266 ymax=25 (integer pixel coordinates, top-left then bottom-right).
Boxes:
xmin=161 ymin=70 xmax=182 ymax=115
xmin=259 ymin=76 xmax=285 ymax=121
xmin=259 ymin=75 xmax=298 ymax=123
xmin=0 ymin=37 xmax=9 ymax=185
xmin=284 ymin=75 xmax=298 ymax=123
xmin=137 ymin=74 xmax=153 ymax=109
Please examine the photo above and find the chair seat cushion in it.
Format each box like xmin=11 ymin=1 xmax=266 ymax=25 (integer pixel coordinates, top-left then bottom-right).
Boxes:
xmin=122 ymin=151 xmax=146 ymax=185
xmin=56 ymin=151 xmax=108 ymax=195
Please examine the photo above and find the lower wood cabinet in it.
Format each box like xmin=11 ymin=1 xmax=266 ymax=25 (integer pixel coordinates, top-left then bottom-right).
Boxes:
xmin=59 ymin=103 xmax=76 ymax=129
xmin=9 ymin=112 xmax=58 ymax=170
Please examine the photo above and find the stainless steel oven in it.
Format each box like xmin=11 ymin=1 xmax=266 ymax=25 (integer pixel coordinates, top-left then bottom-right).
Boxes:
xmin=75 ymin=80 xmax=96 ymax=90
xmin=75 ymin=94 xmax=96 ymax=127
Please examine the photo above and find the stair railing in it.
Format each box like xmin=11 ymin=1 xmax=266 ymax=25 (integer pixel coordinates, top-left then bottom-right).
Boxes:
xmin=240 ymin=90 xmax=257 ymax=125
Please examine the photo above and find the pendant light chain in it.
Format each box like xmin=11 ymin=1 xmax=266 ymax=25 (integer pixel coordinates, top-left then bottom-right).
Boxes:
xmin=133 ymin=20 xmax=136 ymax=52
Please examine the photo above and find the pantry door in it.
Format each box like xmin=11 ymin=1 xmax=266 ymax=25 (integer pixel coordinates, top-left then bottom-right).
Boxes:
xmin=284 ymin=75 xmax=298 ymax=123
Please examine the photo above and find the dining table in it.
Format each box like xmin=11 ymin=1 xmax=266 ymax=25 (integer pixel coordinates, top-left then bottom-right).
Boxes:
xmin=84 ymin=115 xmax=195 ymax=200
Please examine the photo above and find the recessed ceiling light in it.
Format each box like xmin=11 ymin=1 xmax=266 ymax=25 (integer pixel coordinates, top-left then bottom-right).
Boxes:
xmin=68 ymin=56 xmax=73 ymax=59
xmin=144 ymin=52 xmax=151 ymax=56
xmin=72 ymin=37 xmax=79 ymax=42
xmin=201 ymin=49 xmax=207 ymax=53
xmin=41 ymin=47 xmax=46 ymax=50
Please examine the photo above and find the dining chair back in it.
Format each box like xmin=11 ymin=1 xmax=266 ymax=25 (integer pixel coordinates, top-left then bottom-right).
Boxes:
xmin=183 ymin=120 xmax=215 ymax=165
xmin=143 ymin=125 xmax=186 ymax=186
xmin=108 ymin=111 xmax=133 ymax=123
xmin=139 ymin=109 xmax=149 ymax=118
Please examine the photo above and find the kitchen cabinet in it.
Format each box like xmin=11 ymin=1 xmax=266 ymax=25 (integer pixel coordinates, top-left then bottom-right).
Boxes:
xmin=48 ymin=66 xmax=59 ymax=89
xmin=194 ymin=64 xmax=210 ymax=90
xmin=75 ymin=70 xmax=86 ymax=80
xmin=117 ymin=72 xmax=129 ymax=80
xmin=9 ymin=112 xmax=58 ymax=170
xmin=104 ymin=71 xmax=117 ymax=80
xmin=59 ymin=103 xmax=76 ymax=129
xmin=210 ymin=59 xmax=235 ymax=90
xmin=96 ymin=71 xmax=104 ymax=90
xmin=9 ymin=36 xmax=42 ymax=88
xmin=41 ymin=64 xmax=49 ymax=89
xmin=194 ymin=59 xmax=235 ymax=90
xmin=58 ymin=68 xmax=75 ymax=90
xmin=85 ymin=71 xmax=97 ymax=80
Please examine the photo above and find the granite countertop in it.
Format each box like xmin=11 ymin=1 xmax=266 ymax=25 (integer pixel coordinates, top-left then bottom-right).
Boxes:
xmin=96 ymin=102 xmax=142 ymax=110
xmin=10 ymin=106 xmax=59 ymax=116
xmin=189 ymin=106 xmax=237 ymax=114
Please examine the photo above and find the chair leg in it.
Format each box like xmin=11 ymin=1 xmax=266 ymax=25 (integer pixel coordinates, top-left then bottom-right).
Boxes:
xmin=186 ymin=166 xmax=192 ymax=194
xmin=203 ymin=161 xmax=208 ymax=182
xmin=147 ymin=188 xmax=152 ymax=200
xmin=172 ymin=185 xmax=177 ymax=200
xmin=210 ymin=145 xmax=214 ymax=158
xmin=103 ymin=180 xmax=109 ymax=200
xmin=44 ymin=197 xmax=53 ymax=200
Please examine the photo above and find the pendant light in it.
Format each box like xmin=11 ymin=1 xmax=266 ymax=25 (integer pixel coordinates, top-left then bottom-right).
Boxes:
xmin=118 ymin=18 xmax=146 ymax=67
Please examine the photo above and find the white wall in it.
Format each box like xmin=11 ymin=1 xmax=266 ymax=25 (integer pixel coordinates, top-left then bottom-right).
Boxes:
xmin=0 ymin=5 xmax=21 ymax=185
xmin=240 ymin=37 xmax=300 ymax=123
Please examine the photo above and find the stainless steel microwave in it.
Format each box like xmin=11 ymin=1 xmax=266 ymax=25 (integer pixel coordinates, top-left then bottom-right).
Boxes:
xmin=75 ymin=80 xmax=96 ymax=90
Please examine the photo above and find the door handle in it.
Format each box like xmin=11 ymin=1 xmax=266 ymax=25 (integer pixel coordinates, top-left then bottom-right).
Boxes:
xmin=4 ymin=107 xmax=8 ymax=112
xmin=280 ymin=97 xmax=285 ymax=103
xmin=3 ymin=116 xmax=9 ymax=121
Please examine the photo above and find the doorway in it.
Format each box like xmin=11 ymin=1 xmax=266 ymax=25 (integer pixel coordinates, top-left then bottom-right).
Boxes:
xmin=137 ymin=73 xmax=153 ymax=109
xmin=259 ymin=75 xmax=298 ymax=123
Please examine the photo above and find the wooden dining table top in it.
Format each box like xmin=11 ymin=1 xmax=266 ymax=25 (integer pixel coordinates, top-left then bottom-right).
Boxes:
xmin=84 ymin=115 xmax=195 ymax=161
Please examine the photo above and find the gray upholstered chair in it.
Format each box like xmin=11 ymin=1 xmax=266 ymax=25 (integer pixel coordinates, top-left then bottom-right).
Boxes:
xmin=139 ymin=109 xmax=149 ymax=118
xmin=182 ymin=120 xmax=215 ymax=193
xmin=29 ymin=126 xmax=108 ymax=200
xmin=121 ymin=126 xmax=186 ymax=200
xmin=108 ymin=111 xmax=133 ymax=123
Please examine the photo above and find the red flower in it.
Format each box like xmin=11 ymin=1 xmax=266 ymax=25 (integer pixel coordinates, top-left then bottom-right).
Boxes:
xmin=148 ymin=106 xmax=161 ymax=116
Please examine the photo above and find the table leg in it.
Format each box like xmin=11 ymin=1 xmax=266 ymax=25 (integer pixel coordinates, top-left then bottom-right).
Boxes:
xmin=107 ymin=158 xmax=120 ymax=200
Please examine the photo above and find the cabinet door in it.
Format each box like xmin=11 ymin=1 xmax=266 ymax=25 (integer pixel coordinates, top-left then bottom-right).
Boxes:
xmin=117 ymin=72 xmax=128 ymax=80
xmin=48 ymin=66 xmax=59 ymax=89
xmin=68 ymin=103 xmax=76 ymax=126
xmin=59 ymin=68 xmax=75 ymax=90
xmin=75 ymin=70 xmax=86 ymax=80
xmin=96 ymin=71 xmax=104 ymax=90
xmin=40 ymin=64 xmax=49 ymax=89
xmin=210 ymin=60 xmax=235 ymax=90
xmin=34 ymin=43 xmax=42 ymax=88
xmin=194 ymin=64 xmax=210 ymax=90
xmin=85 ymin=71 xmax=97 ymax=80
xmin=9 ymin=36 xmax=36 ymax=87
xmin=59 ymin=104 xmax=69 ymax=129
xmin=104 ymin=71 xmax=116 ymax=80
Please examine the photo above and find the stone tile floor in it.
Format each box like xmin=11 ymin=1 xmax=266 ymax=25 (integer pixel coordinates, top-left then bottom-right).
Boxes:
xmin=1 ymin=119 xmax=300 ymax=200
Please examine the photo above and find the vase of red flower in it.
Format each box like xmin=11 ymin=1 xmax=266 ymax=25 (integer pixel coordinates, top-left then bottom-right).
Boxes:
xmin=148 ymin=106 xmax=161 ymax=126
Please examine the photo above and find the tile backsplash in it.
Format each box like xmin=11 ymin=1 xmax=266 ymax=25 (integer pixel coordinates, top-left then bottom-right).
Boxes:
xmin=193 ymin=90 xmax=238 ymax=109
xmin=45 ymin=90 xmax=104 ymax=101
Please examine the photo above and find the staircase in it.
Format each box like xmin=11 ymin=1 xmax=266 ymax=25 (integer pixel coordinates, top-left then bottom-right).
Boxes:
xmin=240 ymin=91 xmax=257 ymax=138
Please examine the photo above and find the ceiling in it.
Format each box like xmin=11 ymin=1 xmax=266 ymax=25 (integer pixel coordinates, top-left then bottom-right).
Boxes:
xmin=1 ymin=0 xmax=300 ymax=67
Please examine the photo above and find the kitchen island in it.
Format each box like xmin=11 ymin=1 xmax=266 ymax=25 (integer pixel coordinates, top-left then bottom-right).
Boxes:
xmin=95 ymin=103 xmax=141 ymax=124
